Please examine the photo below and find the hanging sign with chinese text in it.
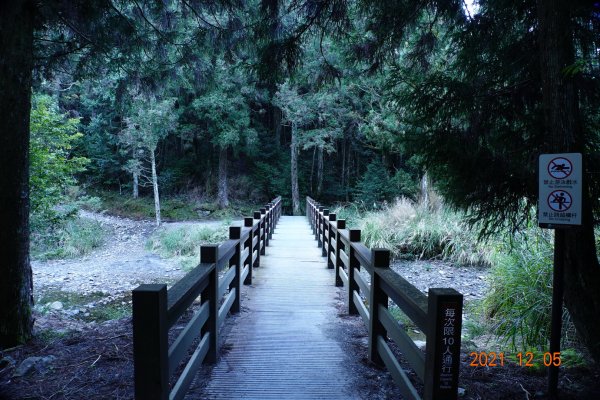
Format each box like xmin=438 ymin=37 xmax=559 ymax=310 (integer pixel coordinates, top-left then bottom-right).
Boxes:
xmin=539 ymin=153 xmax=582 ymax=228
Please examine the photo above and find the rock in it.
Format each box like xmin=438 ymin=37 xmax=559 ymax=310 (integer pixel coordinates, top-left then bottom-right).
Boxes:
xmin=49 ymin=301 xmax=63 ymax=310
xmin=13 ymin=356 xmax=56 ymax=377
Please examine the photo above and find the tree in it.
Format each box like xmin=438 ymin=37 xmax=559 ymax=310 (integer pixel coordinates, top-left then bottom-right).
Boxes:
xmin=273 ymin=81 xmax=315 ymax=215
xmin=0 ymin=0 xmax=35 ymax=347
xmin=190 ymin=61 xmax=257 ymax=209
xmin=121 ymin=97 xmax=178 ymax=225
xmin=537 ymin=0 xmax=600 ymax=363
xmin=29 ymin=94 xmax=88 ymax=226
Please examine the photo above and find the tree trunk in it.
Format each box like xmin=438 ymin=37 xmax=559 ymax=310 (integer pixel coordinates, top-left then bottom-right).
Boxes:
xmin=133 ymin=171 xmax=139 ymax=199
xmin=310 ymin=147 xmax=316 ymax=195
xmin=346 ymin=145 xmax=352 ymax=202
xmin=0 ymin=0 xmax=35 ymax=347
xmin=291 ymin=123 xmax=300 ymax=215
xmin=420 ymin=172 xmax=429 ymax=208
xmin=274 ymin=106 xmax=282 ymax=148
xmin=317 ymin=146 xmax=324 ymax=197
xmin=150 ymin=149 xmax=161 ymax=226
xmin=217 ymin=146 xmax=229 ymax=209
xmin=341 ymin=139 xmax=346 ymax=198
xmin=537 ymin=0 xmax=600 ymax=363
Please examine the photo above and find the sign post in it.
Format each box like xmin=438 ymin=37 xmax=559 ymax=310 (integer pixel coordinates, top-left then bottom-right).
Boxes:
xmin=538 ymin=153 xmax=582 ymax=397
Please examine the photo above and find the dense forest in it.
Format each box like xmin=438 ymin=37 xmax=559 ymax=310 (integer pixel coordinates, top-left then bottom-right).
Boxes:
xmin=2 ymin=0 xmax=600 ymax=397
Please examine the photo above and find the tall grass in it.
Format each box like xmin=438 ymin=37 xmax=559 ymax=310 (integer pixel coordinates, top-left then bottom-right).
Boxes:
xmin=484 ymin=227 xmax=576 ymax=350
xmin=335 ymin=198 xmax=491 ymax=266
xmin=147 ymin=224 xmax=229 ymax=270
xmin=31 ymin=217 xmax=106 ymax=260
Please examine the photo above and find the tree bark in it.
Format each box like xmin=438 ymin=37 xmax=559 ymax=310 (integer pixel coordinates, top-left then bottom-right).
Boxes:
xmin=274 ymin=106 xmax=282 ymax=148
xmin=0 ymin=0 xmax=35 ymax=347
xmin=217 ymin=146 xmax=229 ymax=209
xmin=150 ymin=149 xmax=161 ymax=226
xmin=291 ymin=123 xmax=300 ymax=215
xmin=310 ymin=146 xmax=316 ymax=195
xmin=133 ymin=170 xmax=139 ymax=199
xmin=317 ymin=146 xmax=324 ymax=197
xmin=420 ymin=172 xmax=429 ymax=208
xmin=341 ymin=139 xmax=346 ymax=198
xmin=537 ymin=0 xmax=600 ymax=362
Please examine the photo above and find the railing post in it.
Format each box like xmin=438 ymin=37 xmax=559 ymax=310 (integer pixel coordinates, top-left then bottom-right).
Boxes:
xmin=317 ymin=206 xmax=324 ymax=245
xmin=200 ymin=245 xmax=219 ymax=364
xmin=244 ymin=217 xmax=254 ymax=283
xmin=322 ymin=209 xmax=329 ymax=257
xmin=267 ymin=204 xmax=274 ymax=240
xmin=327 ymin=213 xmax=336 ymax=268
xmin=335 ymin=220 xmax=346 ymax=287
xmin=306 ymin=198 xmax=310 ymax=227
xmin=133 ymin=284 xmax=169 ymax=400
xmin=253 ymin=211 xmax=262 ymax=264
xmin=347 ymin=229 xmax=361 ymax=315
xmin=260 ymin=208 xmax=268 ymax=248
xmin=254 ymin=208 xmax=266 ymax=255
xmin=369 ymin=248 xmax=390 ymax=366
xmin=229 ymin=227 xmax=242 ymax=314
xmin=424 ymin=288 xmax=463 ymax=400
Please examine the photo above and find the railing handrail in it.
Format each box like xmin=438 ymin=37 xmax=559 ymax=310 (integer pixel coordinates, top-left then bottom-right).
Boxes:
xmin=133 ymin=196 xmax=282 ymax=400
xmin=305 ymin=196 xmax=463 ymax=400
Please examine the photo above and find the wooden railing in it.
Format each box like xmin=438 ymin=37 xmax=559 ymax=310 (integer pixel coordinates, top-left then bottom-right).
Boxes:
xmin=132 ymin=197 xmax=282 ymax=400
xmin=306 ymin=196 xmax=463 ymax=400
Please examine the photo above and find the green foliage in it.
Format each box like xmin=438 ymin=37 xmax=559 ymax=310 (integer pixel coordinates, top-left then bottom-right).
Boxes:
xmin=121 ymin=96 xmax=178 ymax=160
xmin=355 ymin=159 xmax=418 ymax=206
xmin=483 ymin=228 xmax=576 ymax=350
xmin=191 ymin=62 xmax=257 ymax=151
xmin=30 ymin=94 xmax=89 ymax=228
xmin=355 ymin=159 xmax=395 ymax=206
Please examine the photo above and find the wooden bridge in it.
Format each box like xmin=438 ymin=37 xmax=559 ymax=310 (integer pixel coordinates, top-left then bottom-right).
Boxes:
xmin=132 ymin=197 xmax=463 ymax=400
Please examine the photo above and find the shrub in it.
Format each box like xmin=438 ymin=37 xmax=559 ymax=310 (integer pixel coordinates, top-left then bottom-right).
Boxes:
xmin=483 ymin=228 xmax=576 ymax=350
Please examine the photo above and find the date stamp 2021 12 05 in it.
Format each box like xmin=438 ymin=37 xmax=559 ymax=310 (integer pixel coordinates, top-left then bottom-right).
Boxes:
xmin=468 ymin=351 xmax=562 ymax=368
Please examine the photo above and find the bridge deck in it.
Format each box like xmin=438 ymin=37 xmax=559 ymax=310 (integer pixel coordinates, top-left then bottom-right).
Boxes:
xmin=192 ymin=216 xmax=362 ymax=399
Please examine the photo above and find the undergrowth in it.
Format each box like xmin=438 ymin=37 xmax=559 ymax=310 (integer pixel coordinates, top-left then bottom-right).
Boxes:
xmin=147 ymin=224 xmax=229 ymax=270
xmin=484 ymin=227 xmax=577 ymax=351
xmin=31 ymin=217 xmax=106 ymax=260
xmin=91 ymin=189 xmax=256 ymax=221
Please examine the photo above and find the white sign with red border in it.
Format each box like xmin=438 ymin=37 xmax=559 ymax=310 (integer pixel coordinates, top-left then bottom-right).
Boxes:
xmin=539 ymin=153 xmax=582 ymax=227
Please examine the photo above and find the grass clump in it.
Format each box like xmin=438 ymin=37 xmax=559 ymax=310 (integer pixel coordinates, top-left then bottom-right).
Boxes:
xmin=147 ymin=224 xmax=229 ymax=270
xmin=31 ymin=217 xmax=106 ymax=260
xmin=335 ymin=198 xmax=491 ymax=266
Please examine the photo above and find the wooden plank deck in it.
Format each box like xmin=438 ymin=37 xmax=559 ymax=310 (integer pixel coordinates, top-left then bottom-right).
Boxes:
xmin=192 ymin=216 xmax=362 ymax=399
